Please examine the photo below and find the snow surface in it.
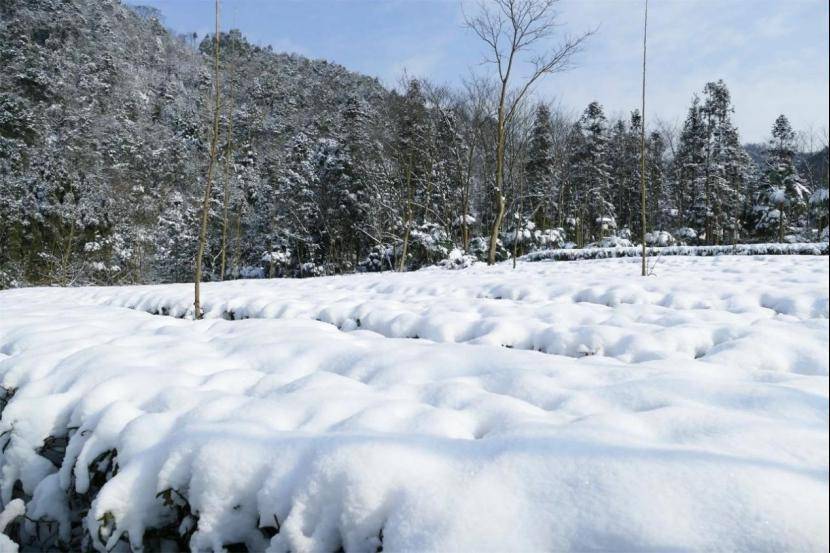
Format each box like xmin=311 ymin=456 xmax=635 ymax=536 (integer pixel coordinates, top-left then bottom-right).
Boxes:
xmin=0 ymin=255 xmax=828 ymax=551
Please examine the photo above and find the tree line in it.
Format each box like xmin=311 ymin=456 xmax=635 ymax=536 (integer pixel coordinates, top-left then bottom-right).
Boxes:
xmin=1 ymin=0 xmax=828 ymax=289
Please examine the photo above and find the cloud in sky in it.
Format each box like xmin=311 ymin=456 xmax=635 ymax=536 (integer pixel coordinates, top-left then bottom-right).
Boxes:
xmin=134 ymin=0 xmax=828 ymax=143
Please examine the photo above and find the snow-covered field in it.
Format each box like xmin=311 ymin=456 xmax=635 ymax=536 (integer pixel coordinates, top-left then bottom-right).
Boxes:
xmin=0 ymin=255 xmax=828 ymax=551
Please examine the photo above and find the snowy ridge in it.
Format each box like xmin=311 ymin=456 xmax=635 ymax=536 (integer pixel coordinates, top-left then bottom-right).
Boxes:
xmin=0 ymin=256 xmax=828 ymax=551
xmin=26 ymin=256 xmax=830 ymax=372
xmin=521 ymin=241 xmax=830 ymax=262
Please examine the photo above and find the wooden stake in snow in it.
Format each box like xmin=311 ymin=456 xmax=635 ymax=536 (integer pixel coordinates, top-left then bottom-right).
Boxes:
xmin=194 ymin=0 xmax=222 ymax=319
xmin=640 ymin=0 xmax=649 ymax=277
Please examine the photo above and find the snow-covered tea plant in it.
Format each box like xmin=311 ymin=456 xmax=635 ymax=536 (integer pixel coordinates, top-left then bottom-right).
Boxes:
xmin=1 ymin=255 xmax=827 ymax=551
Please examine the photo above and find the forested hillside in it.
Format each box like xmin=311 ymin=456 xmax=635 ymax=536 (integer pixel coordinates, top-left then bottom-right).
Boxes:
xmin=1 ymin=0 xmax=828 ymax=288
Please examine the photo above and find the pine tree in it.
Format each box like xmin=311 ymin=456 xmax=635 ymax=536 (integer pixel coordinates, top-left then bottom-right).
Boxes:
xmin=759 ymin=115 xmax=810 ymax=242
xmin=640 ymin=131 xmax=668 ymax=234
xmin=275 ymin=132 xmax=320 ymax=271
xmin=699 ymin=80 xmax=745 ymax=244
xmin=570 ymin=102 xmax=615 ymax=244
xmin=675 ymin=96 xmax=707 ymax=242
xmin=609 ymin=111 xmax=643 ymax=236
xmin=525 ymin=103 xmax=556 ymax=229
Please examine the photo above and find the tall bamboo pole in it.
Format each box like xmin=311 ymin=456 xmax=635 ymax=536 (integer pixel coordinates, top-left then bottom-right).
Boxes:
xmin=194 ymin=0 xmax=221 ymax=318
xmin=640 ymin=0 xmax=649 ymax=276
xmin=219 ymin=87 xmax=235 ymax=280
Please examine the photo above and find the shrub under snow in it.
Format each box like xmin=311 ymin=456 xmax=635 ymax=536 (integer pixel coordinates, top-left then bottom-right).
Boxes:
xmin=586 ymin=235 xmax=634 ymax=249
xmin=436 ymin=248 xmax=478 ymax=270
xmin=0 ymin=256 xmax=827 ymax=551
xmin=644 ymin=230 xmax=677 ymax=246
xmin=522 ymin=241 xmax=829 ymax=262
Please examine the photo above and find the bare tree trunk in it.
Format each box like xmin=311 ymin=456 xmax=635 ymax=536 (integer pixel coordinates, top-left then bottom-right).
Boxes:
xmin=232 ymin=204 xmax=243 ymax=276
xmin=511 ymin=208 xmax=520 ymax=269
xmin=461 ymin=191 xmax=470 ymax=251
xmin=193 ymin=0 xmax=221 ymax=319
xmin=462 ymin=141 xmax=476 ymax=252
xmin=60 ymin=219 xmax=75 ymax=286
xmin=398 ymin=154 xmax=415 ymax=272
xmin=136 ymin=241 xmax=144 ymax=284
xmin=640 ymin=0 xmax=648 ymax=276
xmin=778 ymin=205 xmax=785 ymax=243
xmin=219 ymin=89 xmax=235 ymax=280
xmin=512 ymin=174 xmax=525 ymax=269
xmin=488 ymin=94 xmax=508 ymax=265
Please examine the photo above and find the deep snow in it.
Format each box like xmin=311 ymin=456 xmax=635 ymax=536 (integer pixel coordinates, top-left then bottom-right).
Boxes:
xmin=0 ymin=255 xmax=827 ymax=551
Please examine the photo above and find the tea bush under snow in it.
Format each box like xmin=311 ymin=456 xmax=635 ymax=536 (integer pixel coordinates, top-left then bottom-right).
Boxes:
xmin=0 ymin=255 xmax=827 ymax=551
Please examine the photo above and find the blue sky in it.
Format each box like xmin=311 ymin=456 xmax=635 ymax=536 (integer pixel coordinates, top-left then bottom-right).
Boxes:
xmin=131 ymin=0 xmax=828 ymax=143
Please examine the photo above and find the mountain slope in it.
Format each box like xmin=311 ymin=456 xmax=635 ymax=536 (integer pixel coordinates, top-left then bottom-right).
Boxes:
xmin=0 ymin=0 xmax=389 ymax=287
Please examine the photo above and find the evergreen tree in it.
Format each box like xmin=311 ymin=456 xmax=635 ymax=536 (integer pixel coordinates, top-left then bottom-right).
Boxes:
xmin=646 ymin=131 xmax=667 ymax=231
xmin=525 ymin=103 xmax=556 ymax=229
xmin=757 ymin=115 xmax=810 ymax=242
xmin=570 ymin=102 xmax=615 ymax=244
xmin=675 ymin=96 xmax=707 ymax=242
xmin=391 ymin=79 xmax=429 ymax=270
xmin=699 ymin=80 xmax=746 ymax=243
xmin=609 ymin=111 xmax=643 ymax=236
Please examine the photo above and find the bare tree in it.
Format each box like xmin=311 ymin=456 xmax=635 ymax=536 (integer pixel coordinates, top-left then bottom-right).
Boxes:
xmin=461 ymin=75 xmax=497 ymax=251
xmin=193 ymin=0 xmax=221 ymax=319
xmin=465 ymin=0 xmax=592 ymax=265
xmin=502 ymin=100 xmax=534 ymax=267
